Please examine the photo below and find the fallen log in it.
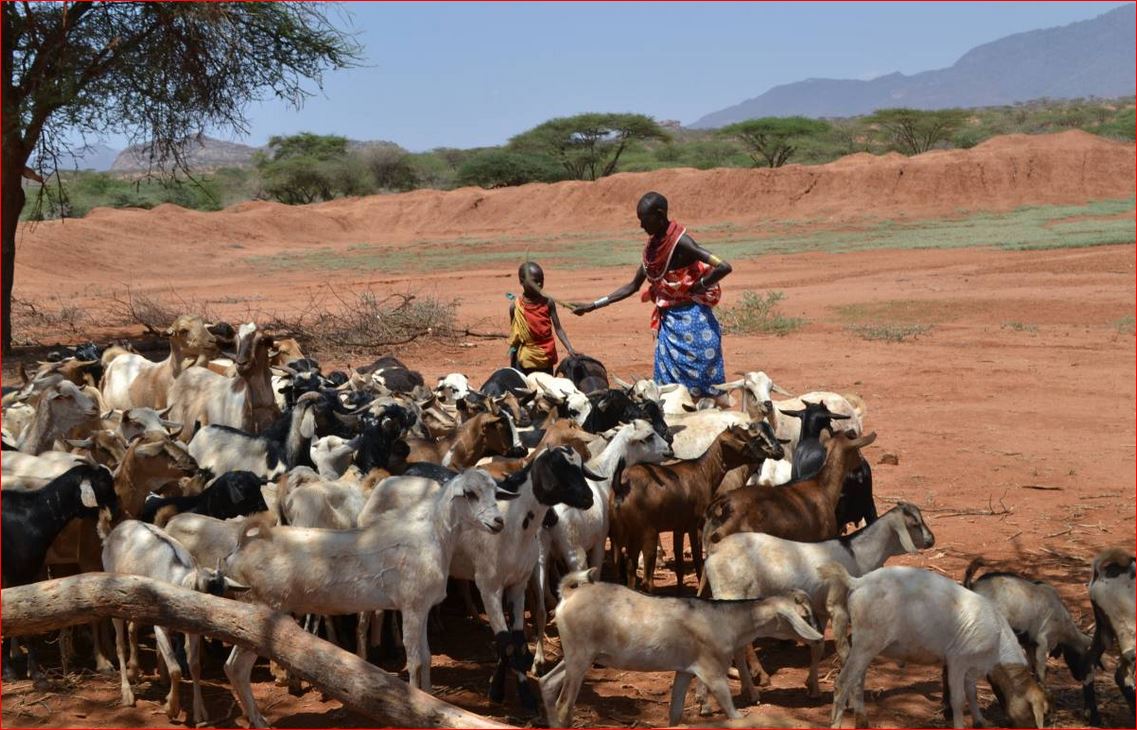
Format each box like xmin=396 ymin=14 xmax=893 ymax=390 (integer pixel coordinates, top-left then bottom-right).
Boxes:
xmin=2 ymin=573 xmax=512 ymax=729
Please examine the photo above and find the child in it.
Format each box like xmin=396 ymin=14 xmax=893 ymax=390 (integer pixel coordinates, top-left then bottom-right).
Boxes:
xmin=508 ymin=261 xmax=576 ymax=374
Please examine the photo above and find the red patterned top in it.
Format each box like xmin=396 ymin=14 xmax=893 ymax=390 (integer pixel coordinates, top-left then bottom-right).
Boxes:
xmin=641 ymin=221 xmax=721 ymax=330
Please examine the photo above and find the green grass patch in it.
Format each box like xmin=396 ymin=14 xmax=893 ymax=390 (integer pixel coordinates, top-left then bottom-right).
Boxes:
xmin=1115 ymin=314 xmax=1136 ymax=335
xmin=720 ymin=290 xmax=807 ymax=336
xmin=846 ymin=322 xmax=934 ymax=342
xmin=244 ymin=198 xmax=1135 ymax=277
xmin=1001 ymin=321 xmax=1039 ymax=333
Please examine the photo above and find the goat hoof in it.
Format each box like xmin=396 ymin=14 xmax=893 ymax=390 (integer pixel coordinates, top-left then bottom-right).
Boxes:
xmin=698 ymin=705 xmax=714 ymax=717
xmin=758 ymin=672 xmax=772 ymax=687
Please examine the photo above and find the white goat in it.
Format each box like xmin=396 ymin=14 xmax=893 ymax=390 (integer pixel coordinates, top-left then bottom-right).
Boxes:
xmin=101 ymin=520 xmax=242 ymax=726
xmin=699 ymin=503 xmax=935 ymax=706
xmin=820 ymin=563 xmax=1050 ymax=728
xmin=16 ymin=381 xmax=99 ymax=454
xmin=547 ymin=420 xmax=672 ymax=573
xmin=1084 ymin=547 xmax=1136 ymax=724
xmin=359 ymin=446 xmax=598 ymax=707
xmin=962 ymin=559 xmax=1092 ymax=686
xmin=539 ymin=568 xmax=823 ymax=727
xmin=309 ymin=434 xmax=361 ymax=478
xmin=220 ymin=468 xmax=508 ymax=727
xmin=435 ymin=372 xmax=471 ymax=405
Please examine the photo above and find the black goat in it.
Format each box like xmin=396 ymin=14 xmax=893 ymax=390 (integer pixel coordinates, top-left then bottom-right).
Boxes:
xmin=581 ymin=389 xmax=671 ymax=444
xmin=479 ymin=367 xmax=530 ymax=398
xmin=354 ymin=404 xmax=416 ymax=472
xmin=139 ymin=471 xmax=269 ymax=525
xmin=2 ymin=464 xmax=118 ymax=678
xmin=555 ymin=354 xmax=610 ymax=394
xmin=780 ymin=400 xmax=876 ymax=532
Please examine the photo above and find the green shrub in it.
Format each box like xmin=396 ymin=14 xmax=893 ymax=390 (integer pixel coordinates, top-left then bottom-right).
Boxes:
xmin=720 ymin=290 xmax=807 ymax=336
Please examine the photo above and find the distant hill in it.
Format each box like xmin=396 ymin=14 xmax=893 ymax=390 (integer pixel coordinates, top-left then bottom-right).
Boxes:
xmin=111 ymin=136 xmax=262 ymax=173
xmin=692 ymin=4 xmax=1136 ymax=128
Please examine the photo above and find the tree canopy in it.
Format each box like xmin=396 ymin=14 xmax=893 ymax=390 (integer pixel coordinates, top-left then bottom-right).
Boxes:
xmin=719 ymin=116 xmax=831 ymax=168
xmin=1 ymin=2 xmax=360 ymax=352
xmin=509 ymin=113 xmax=670 ymax=181
xmin=864 ymin=108 xmax=968 ymax=155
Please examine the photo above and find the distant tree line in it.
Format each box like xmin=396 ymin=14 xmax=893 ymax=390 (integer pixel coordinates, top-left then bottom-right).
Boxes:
xmin=24 ymin=96 xmax=1135 ymax=219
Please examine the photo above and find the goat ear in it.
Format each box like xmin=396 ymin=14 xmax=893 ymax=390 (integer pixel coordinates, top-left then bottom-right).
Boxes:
xmin=658 ymin=383 xmax=681 ymax=393
xmin=714 ymin=379 xmax=743 ymax=390
xmin=585 ymin=567 xmax=600 ymax=583
xmin=778 ymin=606 xmax=823 ymax=643
xmin=299 ymin=409 xmax=317 ymax=439
xmin=830 ymin=412 xmax=851 ymax=420
xmin=66 ymin=438 xmax=93 ymax=449
xmin=681 ymin=402 xmax=697 ymax=412
xmin=896 ymin=522 xmax=919 ymax=554
xmin=79 ymin=479 xmax=99 ymax=508
xmin=771 ymin=382 xmax=794 ymax=396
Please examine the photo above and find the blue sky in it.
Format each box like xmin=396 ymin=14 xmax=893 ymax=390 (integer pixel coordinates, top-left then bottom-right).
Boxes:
xmin=117 ymin=2 xmax=1137 ymax=152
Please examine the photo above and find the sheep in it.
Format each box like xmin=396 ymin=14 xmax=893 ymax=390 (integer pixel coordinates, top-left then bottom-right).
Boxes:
xmin=1083 ymin=547 xmax=1136 ymax=724
xmin=538 ymin=568 xmax=823 ymax=727
xmin=820 ymin=563 xmax=1050 ymax=729
xmin=101 ymin=314 xmax=222 ymax=410
xmin=168 ymin=327 xmax=280 ymax=440
xmin=2 ymin=464 xmax=118 ymax=679
xmin=611 ymin=422 xmax=785 ymax=592
xmin=699 ymin=503 xmax=935 ymax=706
xmin=702 ymin=430 xmax=877 ymax=547
xmin=359 ymin=446 xmax=598 ymax=710
xmin=139 ymin=471 xmax=269 ymax=527
xmin=101 ymin=520 xmax=245 ymax=725
xmin=16 ymin=380 xmax=100 ymax=454
xmin=220 ymin=468 xmax=511 ymax=727
xmin=962 ymin=558 xmax=1092 ymax=691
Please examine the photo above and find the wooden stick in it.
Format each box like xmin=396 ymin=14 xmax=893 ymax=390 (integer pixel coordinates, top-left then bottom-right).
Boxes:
xmin=1 ymin=574 xmax=512 ymax=729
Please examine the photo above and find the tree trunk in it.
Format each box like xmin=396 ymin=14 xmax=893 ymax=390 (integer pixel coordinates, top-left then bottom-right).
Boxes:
xmin=2 ymin=574 xmax=514 ymax=729
xmin=2 ymin=149 xmax=27 ymax=356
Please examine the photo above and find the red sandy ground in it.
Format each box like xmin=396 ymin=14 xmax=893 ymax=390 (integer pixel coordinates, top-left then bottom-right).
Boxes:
xmin=2 ymin=131 xmax=1135 ymax=728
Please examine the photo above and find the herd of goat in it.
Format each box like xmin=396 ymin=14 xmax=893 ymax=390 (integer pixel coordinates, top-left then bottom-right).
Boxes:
xmin=0 ymin=313 xmax=1133 ymax=728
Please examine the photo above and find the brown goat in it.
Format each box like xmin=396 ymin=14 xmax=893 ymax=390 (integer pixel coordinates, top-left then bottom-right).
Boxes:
xmin=610 ymin=422 xmax=785 ymax=593
xmin=703 ymin=430 xmax=877 ymax=547
xmin=404 ymin=411 xmax=523 ymax=469
xmin=479 ymin=419 xmax=595 ymax=481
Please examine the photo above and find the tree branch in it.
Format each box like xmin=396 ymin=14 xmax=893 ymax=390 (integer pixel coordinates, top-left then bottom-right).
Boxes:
xmin=2 ymin=574 xmax=513 ymax=729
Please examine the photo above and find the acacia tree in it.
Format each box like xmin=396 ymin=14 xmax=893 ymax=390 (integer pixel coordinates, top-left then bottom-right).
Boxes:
xmin=509 ymin=113 xmax=669 ymax=181
xmin=865 ymin=108 xmax=967 ymax=155
xmin=1 ymin=3 xmax=359 ymax=353
xmin=719 ymin=116 xmax=831 ymax=168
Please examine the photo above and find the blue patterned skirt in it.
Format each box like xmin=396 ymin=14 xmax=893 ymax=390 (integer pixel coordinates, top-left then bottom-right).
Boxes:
xmin=653 ymin=302 xmax=725 ymax=397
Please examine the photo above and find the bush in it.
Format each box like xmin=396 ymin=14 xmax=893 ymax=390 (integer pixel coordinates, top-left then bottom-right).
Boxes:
xmin=456 ymin=149 xmax=565 ymax=188
xmin=719 ymin=290 xmax=807 ymax=336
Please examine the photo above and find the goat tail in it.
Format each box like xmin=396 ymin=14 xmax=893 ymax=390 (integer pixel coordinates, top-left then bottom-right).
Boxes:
xmin=100 ymin=345 xmax=132 ymax=369
xmin=696 ymin=569 xmax=710 ymax=598
xmin=843 ymin=392 xmax=867 ymax=423
xmin=818 ymin=561 xmax=856 ymax=662
xmin=237 ymin=511 xmax=275 ymax=547
xmin=962 ymin=557 xmax=986 ymax=589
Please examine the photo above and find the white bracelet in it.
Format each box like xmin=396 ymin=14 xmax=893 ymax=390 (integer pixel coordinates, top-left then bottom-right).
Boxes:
xmin=593 ymin=296 xmax=610 ymax=308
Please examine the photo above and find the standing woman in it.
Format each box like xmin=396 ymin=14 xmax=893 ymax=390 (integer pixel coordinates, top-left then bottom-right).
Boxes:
xmin=573 ymin=192 xmax=732 ymax=398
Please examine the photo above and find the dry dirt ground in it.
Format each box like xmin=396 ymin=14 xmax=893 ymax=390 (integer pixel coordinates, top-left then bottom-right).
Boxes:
xmin=2 ymin=132 xmax=1135 ymax=728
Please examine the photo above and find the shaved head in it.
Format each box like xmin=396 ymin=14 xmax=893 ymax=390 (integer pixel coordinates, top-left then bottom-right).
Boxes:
xmin=519 ymin=261 xmax=543 ymax=282
xmin=637 ymin=191 xmax=668 ymax=217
